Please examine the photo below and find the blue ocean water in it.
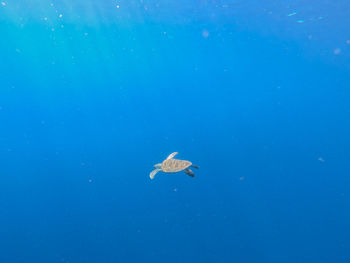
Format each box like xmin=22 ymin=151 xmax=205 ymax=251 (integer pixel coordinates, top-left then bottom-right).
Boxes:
xmin=1 ymin=1 xmax=350 ymax=262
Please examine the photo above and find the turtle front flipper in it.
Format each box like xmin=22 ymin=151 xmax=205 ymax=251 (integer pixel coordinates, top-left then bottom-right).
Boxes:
xmin=184 ymin=168 xmax=195 ymax=177
xmin=166 ymin=152 xmax=178 ymax=160
xmin=150 ymin=168 xmax=162 ymax=179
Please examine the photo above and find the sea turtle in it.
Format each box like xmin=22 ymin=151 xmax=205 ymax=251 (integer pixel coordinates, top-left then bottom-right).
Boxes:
xmin=150 ymin=152 xmax=199 ymax=180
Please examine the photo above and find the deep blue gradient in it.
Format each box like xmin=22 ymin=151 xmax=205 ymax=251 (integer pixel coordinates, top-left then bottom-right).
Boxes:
xmin=1 ymin=1 xmax=350 ymax=262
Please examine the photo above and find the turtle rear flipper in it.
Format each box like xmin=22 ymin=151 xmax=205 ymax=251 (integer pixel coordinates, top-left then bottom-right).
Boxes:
xmin=191 ymin=164 xmax=200 ymax=169
xmin=184 ymin=168 xmax=195 ymax=177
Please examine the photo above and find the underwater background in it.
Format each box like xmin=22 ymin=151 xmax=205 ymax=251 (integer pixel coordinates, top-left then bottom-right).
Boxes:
xmin=1 ymin=0 xmax=350 ymax=262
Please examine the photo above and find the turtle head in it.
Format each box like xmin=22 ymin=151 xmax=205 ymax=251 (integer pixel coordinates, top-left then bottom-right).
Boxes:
xmin=154 ymin=163 xmax=162 ymax=169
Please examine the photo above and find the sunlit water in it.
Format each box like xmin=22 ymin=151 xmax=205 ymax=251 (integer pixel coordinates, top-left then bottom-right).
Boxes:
xmin=0 ymin=1 xmax=349 ymax=262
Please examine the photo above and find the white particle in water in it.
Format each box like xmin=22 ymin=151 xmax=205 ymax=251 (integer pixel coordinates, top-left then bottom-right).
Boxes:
xmin=1 ymin=2 xmax=6 ymax=6
xmin=202 ymin=29 xmax=209 ymax=38
xmin=333 ymin=48 xmax=341 ymax=55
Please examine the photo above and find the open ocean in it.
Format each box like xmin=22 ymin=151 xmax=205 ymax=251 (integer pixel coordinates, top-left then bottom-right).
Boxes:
xmin=0 ymin=1 xmax=350 ymax=262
